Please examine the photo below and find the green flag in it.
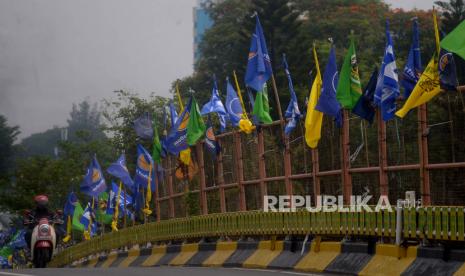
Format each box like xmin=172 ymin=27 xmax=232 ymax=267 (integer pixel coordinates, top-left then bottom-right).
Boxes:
xmin=441 ymin=20 xmax=465 ymax=61
xmin=0 ymin=246 xmax=13 ymax=258
xmin=152 ymin=119 xmax=162 ymax=164
xmin=96 ymin=209 xmax=113 ymax=225
xmin=187 ymin=98 xmax=206 ymax=145
xmin=336 ymin=37 xmax=363 ymax=109
xmin=72 ymin=202 xmax=85 ymax=232
xmin=253 ymin=83 xmax=273 ymax=124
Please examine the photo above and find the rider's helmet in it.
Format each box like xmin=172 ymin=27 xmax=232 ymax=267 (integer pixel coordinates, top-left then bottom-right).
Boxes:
xmin=34 ymin=195 xmax=49 ymax=210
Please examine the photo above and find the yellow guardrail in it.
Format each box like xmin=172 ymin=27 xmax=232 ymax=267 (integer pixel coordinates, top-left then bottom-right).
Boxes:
xmin=50 ymin=207 xmax=465 ymax=267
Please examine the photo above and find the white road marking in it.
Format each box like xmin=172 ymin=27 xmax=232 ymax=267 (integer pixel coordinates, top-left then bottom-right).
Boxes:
xmin=281 ymin=271 xmax=320 ymax=275
xmin=230 ymin=267 xmax=319 ymax=275
xmin=0 ymin=272 xmax=35 ymax=276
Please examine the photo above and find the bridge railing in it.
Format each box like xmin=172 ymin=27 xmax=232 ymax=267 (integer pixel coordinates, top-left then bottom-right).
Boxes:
xmin=50 ymin=206 xmax=465 ymax=267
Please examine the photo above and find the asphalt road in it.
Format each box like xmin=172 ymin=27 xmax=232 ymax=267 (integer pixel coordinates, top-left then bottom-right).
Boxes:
xmin=0 ymin=267 xmax=325 ymax=276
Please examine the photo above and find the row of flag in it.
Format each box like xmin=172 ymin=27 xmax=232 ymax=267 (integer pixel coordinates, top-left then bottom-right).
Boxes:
xmin=146 ymin=12 xmax=463 ymax=162
xmin=63 ymin=12 xmax=465 ymax=240
xmin=63 ymin=143 xmax=159 ymax=241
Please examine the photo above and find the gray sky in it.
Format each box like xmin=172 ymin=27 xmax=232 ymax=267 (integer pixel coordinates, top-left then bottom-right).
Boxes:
xmin=0 ymin=0 xmax=434 ymax=139
xmin=385 ymin=0 xmax=435 ymax=10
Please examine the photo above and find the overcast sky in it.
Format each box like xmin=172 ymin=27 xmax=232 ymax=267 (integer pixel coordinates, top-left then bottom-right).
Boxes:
xmin=0 ymin=0 xmax=434 ymax=139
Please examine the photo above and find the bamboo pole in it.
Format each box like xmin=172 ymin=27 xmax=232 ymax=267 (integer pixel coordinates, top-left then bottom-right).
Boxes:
xmin=233 ymin=132 xmax=246 ymax=211
xmin=197 ymin=143 xmax=208 ymax=215
xmin=311 ymin=148 xmax=320 ymax=204
xmin=377 ymin=111 xmax=388 ymax=197
xmin=418 ymin=104 xmax=431 ymax=205
xmin=341 ymin=110 xmax=352 ymax=204
xmin=216 ymin=139 xmax=226 ymax=213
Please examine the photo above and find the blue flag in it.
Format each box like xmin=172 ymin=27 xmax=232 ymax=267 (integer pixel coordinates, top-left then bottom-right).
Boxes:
xmin=374 ymin=20 xmax=400 ymax=121
xmin=315 ymin=45 xmax=342 ymax=127
xmin=9 ymin=230 xmax=27 ymax=250
xmin=107 ymin=154 xmax=134 ymax=190
xmin=169 ymin=101 xmax=178 ymax=127
xmin=134 ymin=187 xmax=144 ymax=214
xmin=352 ymin=67 xmax=379 ymax=124
xmin=80 ymin=202 xmax=94 ymax=230
xmin=219 ymin=113 xmax=228 ymax=132
xmin=80 ymin=156 xmax=107 ymax=198
xmin=225 ymin=79 xmax=243 ymax=127
xmin=123 ymin=207 xmax=135 ymax=221
xmin=106 ymin=182 xmax=132 ymax=215
xmin=63 ymin=192 xmax=78 ymax=218
xmin=204 ymin=116 xmax=221 ymax=158
xmin=90 ymin=220 xmax=97 ymax=237
xmin=165 ymin=98 xmax=192 ymax=155
xmin=133 ymin=112 xmax=153 ymax=140
xmin=439 ymin=31 xmax=458 ymax=91
xmin=245 ymin=15 xmax=273 ymax=91
xmin=401 ymin=18 xmax=422 ymax=99
xmin=282 ymin=54 xmax=301 ymax=135
xmin=201 ymin=76 xmax=228 ymax=132
xmin=134 ymin=144 xmax=156 ymax=191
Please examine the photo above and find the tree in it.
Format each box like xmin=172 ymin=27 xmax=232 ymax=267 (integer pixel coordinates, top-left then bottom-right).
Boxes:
xmin=102 ymin=90 xmax=169 ymax=172
xmin=435 ymin=0 xmax=465 ymax=83
xmin=67 ymin=100 xmax=106 ymax=142
xmin=0 ymin=115 xmax=20 ymax=177
xmin=19 ymin=127 xmax=62 ymax=157
xmin=177 ymin=0 xmax=438 ymax=128
xmin=435 ymin=0 xmax=465 ymax=33
xmin=0 ymin=133 xmax=116 ymax=212
xmin=19 ymin=100 xmax=106 ymax=158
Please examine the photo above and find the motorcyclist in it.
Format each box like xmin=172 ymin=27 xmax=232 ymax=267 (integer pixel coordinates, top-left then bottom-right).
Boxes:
xmin=24 ymin=195 xmax=54 ymax=249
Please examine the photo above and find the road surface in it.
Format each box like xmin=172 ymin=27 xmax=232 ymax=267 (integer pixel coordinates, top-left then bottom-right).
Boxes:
xmin=0 ymin=267 xmax=324 ymax=276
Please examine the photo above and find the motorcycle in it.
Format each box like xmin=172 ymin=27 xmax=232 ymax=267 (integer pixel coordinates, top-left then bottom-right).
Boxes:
xmin=24 ymin=210 xmax=63 ymax=268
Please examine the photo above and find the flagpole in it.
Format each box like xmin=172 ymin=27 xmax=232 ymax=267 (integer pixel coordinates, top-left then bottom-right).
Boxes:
xmin=123 ymin=187 xmax=127 ymax=228
xmin=270 ymin=74 xmax=284 ymax=122
xmin=176 ymin=80 xmax=184 ymax=111
xmin=232 ymin=71 xmax=249 ymax=120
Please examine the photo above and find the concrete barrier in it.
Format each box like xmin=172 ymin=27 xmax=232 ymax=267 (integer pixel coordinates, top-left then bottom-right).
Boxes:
xmin=268 ymin=240 xmax=310 ymax=269
xmin=324 ymin=242 xmax=374 ymax=275
xmin=74 ymin=239 xmax=465 ymax=275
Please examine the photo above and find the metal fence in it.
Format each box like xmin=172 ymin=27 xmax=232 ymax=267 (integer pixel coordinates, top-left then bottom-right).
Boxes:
xmin=49 ymin=206 xmax=465 ymax=268
xmin=156 ymin=93 xmax=465 ymax=220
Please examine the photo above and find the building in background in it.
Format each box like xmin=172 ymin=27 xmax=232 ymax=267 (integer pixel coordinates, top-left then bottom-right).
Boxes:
xmin=193 ymin=0 xmax=214 ymax=65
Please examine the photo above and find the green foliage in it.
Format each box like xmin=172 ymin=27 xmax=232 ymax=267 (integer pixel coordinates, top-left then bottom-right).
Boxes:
xmin=436 ymin=0 xmax=465 ymax=84
xmin=184 ymin=191 xmax=200 ymax=217
xmin=19 ymin=100 xmax=106 ymax=158
xmin=435 ymin=0 xmax=465 ymax=33
xmin=102 ymin=90 xmax=169 ymax=173
xmin=176 ymin=0 xmax=448 ymax=124
xmin=0 ymin=115 xmax=20 ymax=177
xmin=0 ymin=133 xmax=116 ymax=212
xmin=67 ymin=101 xmax=106 ymax=142
xmin=18 ymin=127 xmax=61 ymax=157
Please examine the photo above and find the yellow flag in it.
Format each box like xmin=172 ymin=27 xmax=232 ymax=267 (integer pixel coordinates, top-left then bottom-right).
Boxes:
xmin=62 ymin=215 xmax=72 ymax=243
xmin=396 ymin=12 xmax=442 ymax=118
xmin=304 ymin=46 xmax=323 ymax=148
xmin=142 ymin=166 xmax=153 ymax=215
xmin=111 ymin=182 xmax=122 ymax=231
xmin=179 ymin=148 xmax=191 ymax=165
xmin=233 ymin=70 xmax=255 ymax=134
xmin=396 ymin=56 xmax=441 ymax=118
